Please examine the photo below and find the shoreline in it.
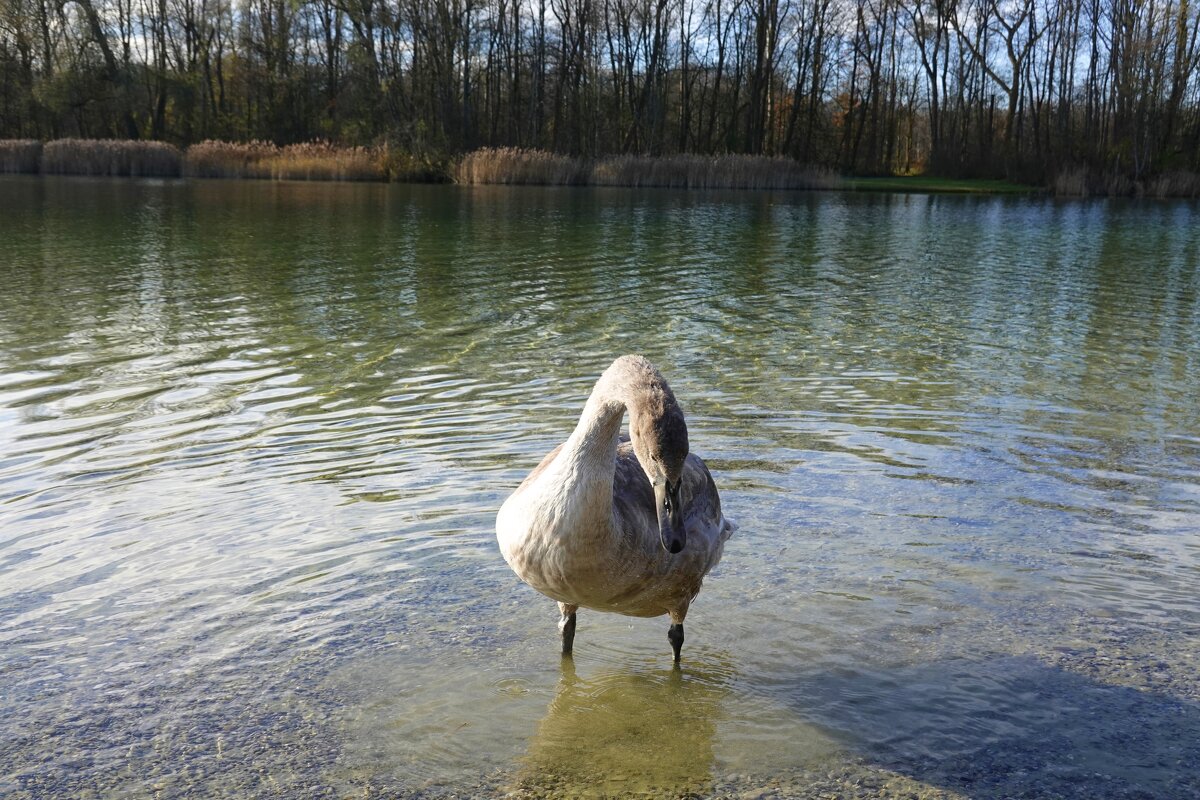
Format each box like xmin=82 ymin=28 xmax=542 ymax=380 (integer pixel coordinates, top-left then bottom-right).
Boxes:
xmin=844 ymin=176 xmax=1040 ymax=195
xmin=6 ymin=139 xmax=1195 ymax=196
xmin=1 ymin=170 xmax=1049 ymax=196
xmin=0 ymin=139 xmax=1040 ymax=196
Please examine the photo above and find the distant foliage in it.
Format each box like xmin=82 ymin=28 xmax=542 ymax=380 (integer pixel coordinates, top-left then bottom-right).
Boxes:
xmin=0 ymin=140 xmax=41 ymax=173
xmin=455 ymin=149 xmax=838 ymax=190
xmin=41 ymin=139 xmax=181 ymax=177
xmin=2 ymin=0 xmax=1198 ymax=191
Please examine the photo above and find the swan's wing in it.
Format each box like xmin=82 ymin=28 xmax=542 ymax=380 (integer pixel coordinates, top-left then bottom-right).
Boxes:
xmin=612 ymin=440 xmax=656 ymax=546
xmin=611 ymin=441 xmax=733 ymax=544
xmin=510 ymin=443 xmax=564 ymax=497
xmin=608 ymin=441 xmax=731 ymax=612
xmin=682 ymin=453 xmax=734 ymax=544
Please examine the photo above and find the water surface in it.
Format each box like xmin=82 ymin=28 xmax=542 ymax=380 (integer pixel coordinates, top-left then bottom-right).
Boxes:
xmin=1 ymin=177 xmax=1199 ymax=798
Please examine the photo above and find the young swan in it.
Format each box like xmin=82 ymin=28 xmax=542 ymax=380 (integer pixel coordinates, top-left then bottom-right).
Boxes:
xmin=496 ymin=355 xmax=735 ymax=662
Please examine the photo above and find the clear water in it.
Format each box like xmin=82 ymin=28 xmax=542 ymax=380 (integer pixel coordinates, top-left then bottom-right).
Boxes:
xmin=1 ymin=177 xmax=1198 ymax=798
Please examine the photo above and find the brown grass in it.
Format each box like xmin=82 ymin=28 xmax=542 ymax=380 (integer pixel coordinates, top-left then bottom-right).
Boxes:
xmin=0 ymin=140 xmax=42 ymax=173
xmin=454 ymin=148 xmax=838 ymax=190
xmin=41 ymin=138 xmax=182 ymax=177
xmin=184 ymin=140 xmax=389 ymax=181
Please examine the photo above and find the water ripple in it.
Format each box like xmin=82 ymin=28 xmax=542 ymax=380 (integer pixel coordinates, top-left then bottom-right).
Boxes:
xmin=1 ymin=180 xmax=1198 ymax=797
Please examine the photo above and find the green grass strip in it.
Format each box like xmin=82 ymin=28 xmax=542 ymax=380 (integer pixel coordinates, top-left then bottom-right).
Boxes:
xmin=844 ymin=175 xmax=1042 ymax=194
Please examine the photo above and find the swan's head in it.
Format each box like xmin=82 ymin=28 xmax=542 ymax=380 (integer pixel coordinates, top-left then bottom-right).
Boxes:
xmin=653 ymin=470 xmax=687 ymax=555
xmin=623 ymin=359 xmax=690 ymax=555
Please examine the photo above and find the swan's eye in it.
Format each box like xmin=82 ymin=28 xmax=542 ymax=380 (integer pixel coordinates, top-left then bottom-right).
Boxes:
xmin=663 ymin=480 xmax=679 ymax=512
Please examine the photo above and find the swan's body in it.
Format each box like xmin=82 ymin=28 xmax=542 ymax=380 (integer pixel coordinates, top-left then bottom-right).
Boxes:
xmin=496 ymin=355 xmax=734 ymax=661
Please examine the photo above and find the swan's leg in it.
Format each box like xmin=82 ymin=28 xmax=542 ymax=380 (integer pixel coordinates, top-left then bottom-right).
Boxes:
xmin=668 ymin=624 xmax=684 ymax=663
xmin=668 ymin=604 xmax=688 ymax=663
xmin=558 ymin=602 xmax=578 ymax=655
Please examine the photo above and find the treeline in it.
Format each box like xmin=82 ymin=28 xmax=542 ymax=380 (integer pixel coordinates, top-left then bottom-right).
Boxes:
xmin=1 ymin=0 xmax=1199 ymax=184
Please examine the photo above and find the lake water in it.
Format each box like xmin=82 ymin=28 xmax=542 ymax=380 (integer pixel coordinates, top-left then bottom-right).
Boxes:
xmin=1 ymin=177 xmax=1198 ymax=799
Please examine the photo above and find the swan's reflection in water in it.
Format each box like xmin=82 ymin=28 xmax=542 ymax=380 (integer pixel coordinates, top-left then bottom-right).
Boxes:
xmin=511 ymin=652 xmax=735 ymax=796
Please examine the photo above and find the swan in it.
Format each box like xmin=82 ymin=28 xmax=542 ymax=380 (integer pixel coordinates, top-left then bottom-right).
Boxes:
xmin=496 ymin=355 xmax=735 ymax=662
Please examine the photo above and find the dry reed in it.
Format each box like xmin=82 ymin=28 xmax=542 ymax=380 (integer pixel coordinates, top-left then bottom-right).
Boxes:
xmin=590 ymin=153 xmax=839 ymax=190
xmin=453 ymin=147 xmax=838 ymax=190
xmin=183 ymin=140 xmax=277 ymax=178
xmin=382 ymin=150 xmax=453 ymax=183
xmin=41 ymin=139 xmax=182 ymax=177
xmin=0 ymin=140 xmax=42 ymax=173
xmin=184 ymin=140 xmax=388 ymax=181
xmin=1051 ymin=166 xmax=1136 ymax=197
xmin=454 ymin=147 xmax=587 ymax=185
xmin=263 ymin=142 xmax=385 ymax=181
xmin=1048 ymin=165 xmax=1200 ymax=197
xmin=1146 ymin=171 xmax=1200 ymax=199
xmin=1051 ymin=166 xmax=1092 ymax=196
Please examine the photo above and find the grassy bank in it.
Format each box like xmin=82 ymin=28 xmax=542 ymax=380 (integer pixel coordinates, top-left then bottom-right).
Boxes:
xmin=846 ymin=175 xmax=1040 ymax=194
xmin=849 ymin=170 xmax=1200 ymax=198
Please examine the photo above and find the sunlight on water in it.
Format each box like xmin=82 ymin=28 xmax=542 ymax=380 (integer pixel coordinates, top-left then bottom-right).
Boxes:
xmin=1 ymin=177 xmax=1198 ymax=798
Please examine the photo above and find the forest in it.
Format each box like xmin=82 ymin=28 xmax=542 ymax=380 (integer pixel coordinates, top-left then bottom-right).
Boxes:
xmin=1 ymin=0 xmax=1199 ymax=185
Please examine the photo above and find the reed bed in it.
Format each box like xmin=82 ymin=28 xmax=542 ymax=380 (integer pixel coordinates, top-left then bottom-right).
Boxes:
xmin=1049 ymin=165 xmax=1200 ymax=197
xmin=1146 ymin=171 xmax=1200 ymax=199
xmin=0 ymin=140 xmax=42 ymax=173
xmin=590 ymin=153 xmax=839 ymax=190
xmin=454 ymin=147 xmax=587 ymax=185
xmin=184 ymin=140 xmax=388 ymax=181
xmin=453 ymin=147 xmax=838 ymax=190
xmin=183 ymin=140 xmax=277 ymax=178
xmin=1051 ymin=166 xmax=1115 ymax=197
xmin=267 ymin=142 xmax=385 ymax=181
xmin=41 ymin=139 xmax=182 ymax=177
xmin=382 ymin=151 xmax=453 ymax=183
xmin=28 ymin=139 xmax=1200 ymax=195
xmin=1050 ymin=166 xmax=1085 ymax=196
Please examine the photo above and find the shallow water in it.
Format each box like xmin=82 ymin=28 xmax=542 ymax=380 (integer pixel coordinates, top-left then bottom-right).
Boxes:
xmin=1 ymin=177 xmax=1198 ymax=798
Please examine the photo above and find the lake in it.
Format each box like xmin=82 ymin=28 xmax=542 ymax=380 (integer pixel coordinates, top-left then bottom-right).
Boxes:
xmin=1 ymin=177 xmax=1198 ymax=798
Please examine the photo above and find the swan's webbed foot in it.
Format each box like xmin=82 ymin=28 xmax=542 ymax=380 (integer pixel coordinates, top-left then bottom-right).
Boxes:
xmin=668 ymin=623 xmax=684 ymax=663
xmin=558 ymin=603 xmax=578 ymax=655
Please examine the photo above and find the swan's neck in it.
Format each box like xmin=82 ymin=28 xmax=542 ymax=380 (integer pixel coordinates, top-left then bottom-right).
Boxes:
xmin=520 ymin=356 xmax=677 ymax=541
xmin=557 ymin=355 xmax=675 ymax=492
xmin=561 ymin=392 xmax=624 ymax=484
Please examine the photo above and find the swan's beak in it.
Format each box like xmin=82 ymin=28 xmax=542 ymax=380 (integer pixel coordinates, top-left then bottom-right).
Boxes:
xmin=655 ymin=480 xmax=686 ymax=555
